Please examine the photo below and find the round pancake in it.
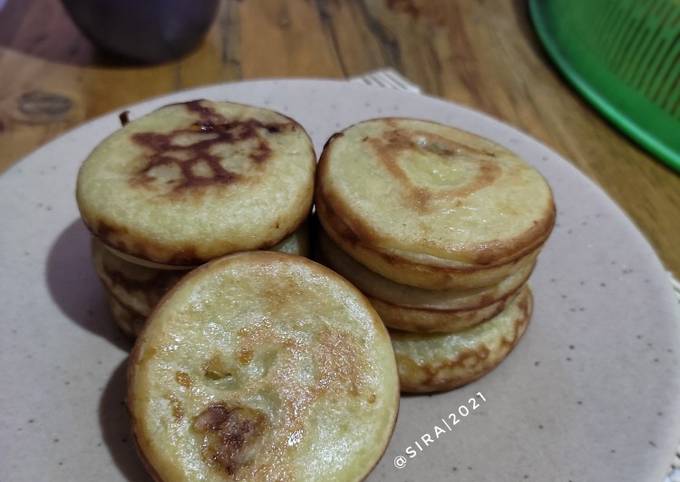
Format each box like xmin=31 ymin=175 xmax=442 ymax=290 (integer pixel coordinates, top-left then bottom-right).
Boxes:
xmin=107 ymin=293 xmax=145 ymax=338
xmin=317 ymin=227 xmax=535 ymax=311
xmin=319 ymin=203 xmax=540 ymax=290
xmin=368 ymin=295 xmax=514 ymax=334
xmin=128 ymin=252 xmax=399 ymax=482
xmin=92 ymin=225 xmax=310 ymax=317
xmin=77 ymin=100 xmax=316 ymax=267
xmin=316 ymin=118 xmax=554 ymax=289
xmin=391 ymin=285 xmax=532 ymax=393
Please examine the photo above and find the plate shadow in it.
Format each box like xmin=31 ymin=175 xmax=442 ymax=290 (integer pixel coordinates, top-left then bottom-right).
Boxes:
xmin=100 ymin=359 xmax=153 ymax=482
xmin=46 ymin=218 xmax=132 ymax=351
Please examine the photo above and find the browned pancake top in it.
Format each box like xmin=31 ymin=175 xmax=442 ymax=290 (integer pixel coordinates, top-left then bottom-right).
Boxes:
xmin=317 ymin=118 xmax=555 ymax=267
xmin=128 ymin=101 xmax=296 ymax=195
xmin=77 ymin=100 xmax=315 ymax=266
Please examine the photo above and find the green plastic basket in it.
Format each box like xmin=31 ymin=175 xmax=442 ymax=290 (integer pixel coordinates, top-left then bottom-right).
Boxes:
xmin=529 ymin=0 xmax=680 ymax=172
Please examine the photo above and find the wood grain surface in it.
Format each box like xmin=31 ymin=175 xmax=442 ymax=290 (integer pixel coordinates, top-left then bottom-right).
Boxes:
xmin=0 ymin=0 xmax=678 ymax=276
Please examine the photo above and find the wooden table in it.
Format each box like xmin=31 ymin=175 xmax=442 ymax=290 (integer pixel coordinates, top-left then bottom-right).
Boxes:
xmin=1 ymin=0 xmax=678 ymax=276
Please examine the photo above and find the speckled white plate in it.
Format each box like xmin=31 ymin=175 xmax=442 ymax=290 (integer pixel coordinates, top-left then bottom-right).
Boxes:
xmin=1 ymin=80 xmax=679 ymax=482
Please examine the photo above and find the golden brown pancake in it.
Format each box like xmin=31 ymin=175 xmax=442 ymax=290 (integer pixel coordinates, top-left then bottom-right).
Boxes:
xmin=92 ymin=224 xmax=310 ymax=318
xmin=317 ymin=227 xmax=535 ymax=311
xmin=317 ymin=228 xmax=533 ymax=332
xmin=77 ymin=100 xmax=316 ymax=267
xmin=107 ymin=293 xmax=145 ymax=338
xmin=391 ymin=285 xmax=532 ymax=393
xmin=368 ymin=295 xmax=514 ymax=334
xmin=316 ymin=118 xmax=554 ymax=289
xmin=128 ymin=252 xmax=399 ymax=482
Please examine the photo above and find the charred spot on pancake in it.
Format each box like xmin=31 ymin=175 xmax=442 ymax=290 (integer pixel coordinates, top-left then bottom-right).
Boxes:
xmin=249 ymin=140 xmax=272 ymax=163
xmin=175 ymin=371 xmax=192 ymax=388
xmin=128 ymin=100 xmax=294 ymax=194
xmin=192 ymin=403 xmax=267 ymax=475
xmin=185 ymin=99 xmax=219 ymax=118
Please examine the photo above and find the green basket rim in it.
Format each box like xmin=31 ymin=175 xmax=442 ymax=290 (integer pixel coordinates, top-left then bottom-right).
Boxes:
xmin=528 ymin=0 xmax=680 ymax=173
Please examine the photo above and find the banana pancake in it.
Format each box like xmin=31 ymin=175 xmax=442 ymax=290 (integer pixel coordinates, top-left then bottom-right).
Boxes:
xmin=77 ymin=100 xmax=315 ymax=267
xmin=128 ymin=252 xmax=399 ymax=482
xmin=316 ymin=118 xmax=554 ymax=290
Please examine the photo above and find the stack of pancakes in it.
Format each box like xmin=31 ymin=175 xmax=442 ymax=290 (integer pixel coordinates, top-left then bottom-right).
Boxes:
xmin=73 ymin=106 xmax=557 ymax=480
xmin=315 ymin=118 xmax=555 ymax=393
xmin=76 ymin=100 xmax=316 ymax=337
